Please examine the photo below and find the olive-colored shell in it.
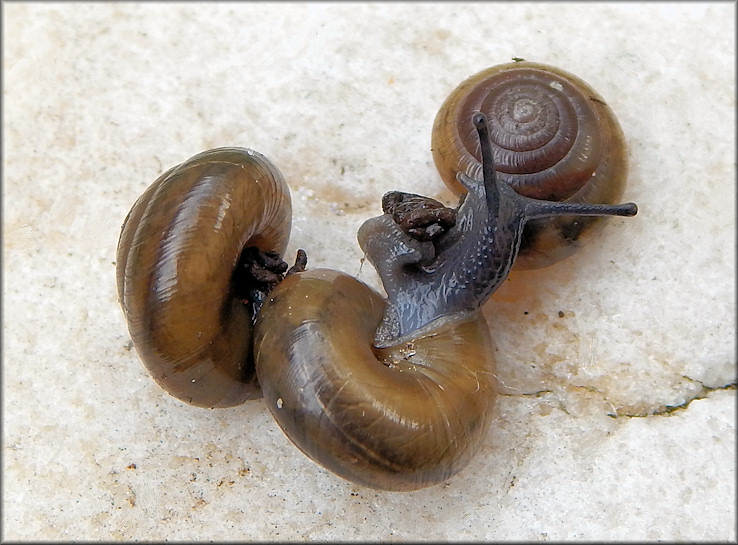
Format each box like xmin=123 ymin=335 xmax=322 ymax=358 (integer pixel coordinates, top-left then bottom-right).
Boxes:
xmin=116 ymin=147 xmax=291 ymax=408
xmin=254 ymin=268 xmax=497 ymax=491
xmin=432 ymin=61 xmax=629 ymax=268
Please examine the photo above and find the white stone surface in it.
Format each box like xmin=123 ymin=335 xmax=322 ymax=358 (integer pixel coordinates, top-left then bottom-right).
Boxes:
xmin=3 ymin=2 xmax=735 ymax=541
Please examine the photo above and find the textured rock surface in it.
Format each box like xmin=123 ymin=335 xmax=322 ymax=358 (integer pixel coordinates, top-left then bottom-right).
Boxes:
xmin=3 ymin=3 xmax=735 ymax=541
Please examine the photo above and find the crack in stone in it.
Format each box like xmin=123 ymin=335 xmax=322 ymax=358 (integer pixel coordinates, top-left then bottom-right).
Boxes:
xmin=499 ymin=389 xmax=553 ymax=398
xmin=497 ymin=377 xmax=736 ymax=420
xmin=606 ymin=378 xmax=736 ymax=419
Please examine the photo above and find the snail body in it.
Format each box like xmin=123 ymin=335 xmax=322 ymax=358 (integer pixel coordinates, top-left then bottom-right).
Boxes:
xmin=432 ymin=61 xmax=629 ymax=268
xmin=116 ymin=147 xmax=292 ymax=408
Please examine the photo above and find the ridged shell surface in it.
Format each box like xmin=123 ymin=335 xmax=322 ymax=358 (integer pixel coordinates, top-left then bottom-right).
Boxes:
xmin=254 ymin=269 xmax=497 ymax=491
xmin=116 ymin=147 xmax=291 ymax=408
xmin=432 ymin=61 xmax=629 ymax=268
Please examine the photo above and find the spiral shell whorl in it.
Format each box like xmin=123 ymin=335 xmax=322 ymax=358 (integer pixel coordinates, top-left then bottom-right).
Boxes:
xmin=116 ymin=147 xmax=292 ymax=408
xmin=254 ymin=269 xmax=497 ymax=491
xmin=432 ymin=62 xmax=629 ymax=268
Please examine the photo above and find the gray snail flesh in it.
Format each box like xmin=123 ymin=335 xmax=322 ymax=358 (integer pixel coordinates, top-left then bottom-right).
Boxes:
xmin=254 ymin=113 xmax=637 ymax=491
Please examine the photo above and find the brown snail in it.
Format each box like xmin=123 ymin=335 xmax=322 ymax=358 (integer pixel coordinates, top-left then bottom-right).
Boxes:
xmin=116 ymin=67 xmax=638 ymax=490
xmin=432 ymin=61 xmax=629 ymax=268
xmin=116 ymin=147 xmax=301 ymax=408
xmin=254 ymin=113 xmax=636 ymax=491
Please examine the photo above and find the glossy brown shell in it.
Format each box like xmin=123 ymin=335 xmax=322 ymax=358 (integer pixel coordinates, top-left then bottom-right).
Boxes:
xmin=254 ymin=269 xmax=497 ymax=491
xmin=116 ymin=147 xmax=291 ymax=408
xmin=432 ymin=61 xmax=629 ymax=268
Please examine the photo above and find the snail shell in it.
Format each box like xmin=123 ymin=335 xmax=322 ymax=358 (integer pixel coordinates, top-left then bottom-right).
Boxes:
xmin=116 ymin=147 xmax=291 ymax=408
xmin=254 ymin=268 xmax=497 ymax=492
xmin=432 ymin=61 xmax=629 ymax=268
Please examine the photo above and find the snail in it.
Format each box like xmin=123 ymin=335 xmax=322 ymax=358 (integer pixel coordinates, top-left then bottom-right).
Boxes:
xmin=116 ymin=147 xmax=303 ymax=408
xmin=116 ymin=64 xmax=638 ymax=491
xmin=431 ymin=60 xmax=630 ymax=268
xmin=253 ymin=113 xmax=637 ymax=491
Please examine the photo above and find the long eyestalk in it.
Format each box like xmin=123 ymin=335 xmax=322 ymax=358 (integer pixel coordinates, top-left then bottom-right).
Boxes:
xmin=470 ymin=111 xmax=638 ymax=221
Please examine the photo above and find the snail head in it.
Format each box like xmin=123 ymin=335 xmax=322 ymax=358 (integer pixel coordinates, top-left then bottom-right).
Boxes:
xmin=358 ymin=112 xmax=637 ymax=348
